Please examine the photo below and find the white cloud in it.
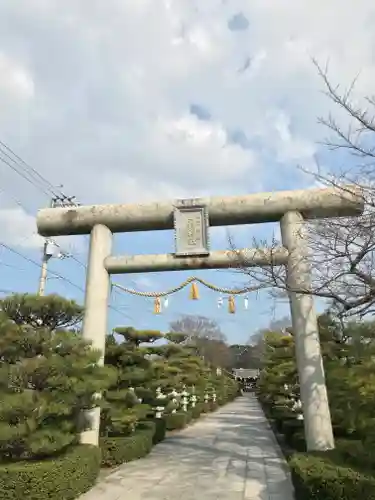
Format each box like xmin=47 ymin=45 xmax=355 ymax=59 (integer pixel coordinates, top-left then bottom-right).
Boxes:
xmin=0 ymin=208 xmax=42 ymax=249
xmin=151 ymin=113 xmax=254 ymax=182
xmin=272 ymin=111 xmax=317 ymax=164
xmin=130 ymin=276 xmax=155 ymax=290
xmin=0 ymin=52 xmax=34 ymax=100
xmin=0 ymin=204 xmax=86 ymax=255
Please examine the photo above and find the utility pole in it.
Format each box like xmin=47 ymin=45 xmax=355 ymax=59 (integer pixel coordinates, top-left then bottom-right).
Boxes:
xmin=38 ymin=198 xmax=56 ymax=296
xmin=38 ymin=240 xmax=52 ymax=296
xmin=38 ymin=194 xmax=80 ymax=296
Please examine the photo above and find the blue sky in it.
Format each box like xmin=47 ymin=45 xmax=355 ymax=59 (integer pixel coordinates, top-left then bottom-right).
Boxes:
xmin=0 ymin=1 xmax=373 ymax=345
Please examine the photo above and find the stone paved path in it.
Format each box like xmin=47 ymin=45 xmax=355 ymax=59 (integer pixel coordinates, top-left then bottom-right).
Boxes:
xmin=79 ymin=395 xmax=295 ymax=500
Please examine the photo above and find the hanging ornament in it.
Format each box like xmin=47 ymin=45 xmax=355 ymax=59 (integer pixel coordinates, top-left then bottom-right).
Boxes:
xmin=244 ymin=296 xmax=249 ymax=310
xmin=153 ymin=297 xmax=161 ymax=314
xmin=113 ymin=276 xmax=266 ymax=318
xmin=228 ymin=295 xmax=236 ymax=314
xmin=189 ymin=282 xmax=199 ymax=300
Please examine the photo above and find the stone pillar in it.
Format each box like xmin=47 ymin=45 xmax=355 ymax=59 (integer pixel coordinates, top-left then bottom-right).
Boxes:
xmin=80 ymin=224 xmax=112 ymax=446
xmin=280 ymin=211 xmax=334 ymax=451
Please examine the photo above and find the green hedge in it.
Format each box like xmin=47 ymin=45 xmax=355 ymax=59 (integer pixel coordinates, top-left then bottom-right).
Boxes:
xmin=279 ymin=418 xmax=306 ymax=452
xmin=263 ymin=401 xmax=375 ymax=496
xmin=191 ymin=404 xmax=203 ymax=419
xmin=218 ymin=395 xmax=234 ymax=406
xmin=260 ymin=400 xmax=375 ymax=497
xmin=290 ymin=430 xmax=306 ymax=452
xmin=186 ymin=410 xmax=193 ymax=423
xmin=281 ymin=418 xmax=303 ymax=441
xmin=209 ymin=401 xmax=219 ymax=412
xmin=290 ymin=452 xmax=375 ymax=500
xmin=202 ymin=402 xmax=211 ymax=413
xmin=137 ymin=420 xmax=156 ymax=436
xmin=151 ymin=418 xmax=166 ymax=444
xmin=328 ymin=439 xmax=375 ymax=472
xmin=0 ymin=445 xmax=101 ymax=500
xmin=165 ymin=412 xmax=187 ymax=431
xmin=100 ymin=429 xmax=153 ymax=468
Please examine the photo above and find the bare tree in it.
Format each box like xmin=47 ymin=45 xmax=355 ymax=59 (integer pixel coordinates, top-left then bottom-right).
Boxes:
xmin=228 ymin=317 xmax=292 ymax=371
xmin=169 ymin=314 xmax=231 ymax=367
xmin=236 ymin=61 xmax=375 ymax=319
xmin=267 ymin=316 xmax=292 ymax=333
xmin=169 ymin=314 xmax=226 ymax=342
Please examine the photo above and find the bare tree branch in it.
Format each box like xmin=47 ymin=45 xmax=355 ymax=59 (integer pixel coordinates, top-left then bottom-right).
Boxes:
xmin=232 ymin=60 xmax=375 ymax=319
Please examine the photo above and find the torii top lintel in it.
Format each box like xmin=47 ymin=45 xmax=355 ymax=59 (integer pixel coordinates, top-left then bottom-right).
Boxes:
xmin=37 ymin=185 xmax=364 ymax=237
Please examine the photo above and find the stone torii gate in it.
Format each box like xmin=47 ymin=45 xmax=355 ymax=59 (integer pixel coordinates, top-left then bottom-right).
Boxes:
xmin=37 ymin=185 xmax=363 ymax=452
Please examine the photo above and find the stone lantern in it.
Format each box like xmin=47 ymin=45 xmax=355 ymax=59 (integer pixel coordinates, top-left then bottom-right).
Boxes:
xmin=181 ymin=386 xmax=189 ymax=412
xmin=169 ymin=388 xmax=179 ymax=413
xmin=154 ymin=387 xmax=166 ymax=418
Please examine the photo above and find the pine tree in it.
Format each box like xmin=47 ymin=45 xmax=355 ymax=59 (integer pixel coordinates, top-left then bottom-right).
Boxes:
xmin=320 ymin=315 xmax=375 ymax=440
xmin=101 ymin=328 xmax=162 ymax=437
xmin=0 ymin=294 xmax=109 ymax=462
xmin=257 ymin=313 xmax=375 ymax=443
xmin=257 ymin=331 xmax=299 ymax=419
xmin=0 ymin=293 xmax=83 ymax=330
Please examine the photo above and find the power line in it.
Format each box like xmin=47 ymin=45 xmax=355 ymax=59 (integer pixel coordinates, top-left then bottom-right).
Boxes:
xmin=0 ymin=147 xmax=85 ymax=289
xmin=0 ymin=146 xmax=87 ymax=272
xmin=0 ymin=139 xmax=58 ymax=194
xmin=0 ymin=138 xmax=131 ymax=320
xmin=0 ymin=261 xmax=28 ymax=271
xmin=0 ymin=153 xmax=52 ymax=198
xmin=0 ymin=140 xmax=86 ymax=210
xmin=0 ymin=187 xmax=34 ymax=213
xmin=0 ymin=242 xmax=85 ymax=293
xmin=36 ymin=196 xmax=86 ymax=296
xmin=0 ymin=241 xmax=132 ymax=319
xmin=0 ymin=142 xmax=86 ymax=291
xmin=0 ymin=186 xmax=86 ymax=270
xmin=0 ymin=140 xmax=67 ymax=199
xmin=0 ymin=209 xmax=131 ymax=319
xmin=0 ymin=141 xmax=87 ymax=273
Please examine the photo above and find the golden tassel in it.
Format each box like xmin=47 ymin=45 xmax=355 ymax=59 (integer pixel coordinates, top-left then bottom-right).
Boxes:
xmin=154 ymin=297 xmax=161 ymax=314
xmin=228 ymin=295 xmax=236 ymax=314
xmin=189 ymin=282 xmax=199 ymax=300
